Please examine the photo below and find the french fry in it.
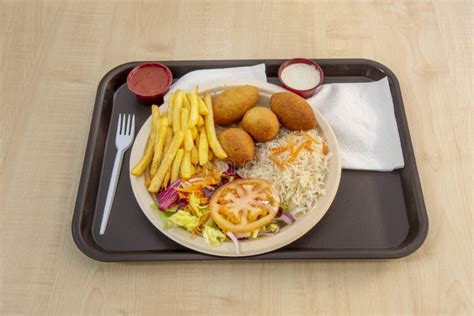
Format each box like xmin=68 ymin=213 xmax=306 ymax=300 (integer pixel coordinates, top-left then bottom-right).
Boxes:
xmin=195 ymin=131 xmax=200 ymax=147
xmin=208 ymin=149 xmax=214 ymax=161
xmin=145 ymin=171 xmax=152 ymax=188
xmin=187 ymin=91 xmax=199 ymax=129
xmin=173 ymin=91 xmax=184 ymax=133
xmin=161 ymin=130 xmax=173 ymax=189
xmin=197 ymin=95 xmax=209 ymax=116
xmin=148 ymin=131 xmax=184 ymax=193
xmin=171 ymin=149 xmax=184 ymax=182
xmin=181 ymin=107 xmax=189 ymax=131
xmin=167 ymin=93 xmax=175 ymax=124
xmin=204 ymin=93 xmax=227 ymax=159
xmin=197 ymin=114 xmax=205 ymax=127
xmin=163 ymin=170 xmax=171 ymax=189
xmin=191 ymin=145 xmax=199 ymax=164
xmin=180 ymin=149 xmax=192 ymax=179
xmin=191 ymin=126 xmax=198 ymax=140
xmin=152 ymin=104 xmax=161 ymax=119
xmin=131 ymin=105 xmax=160 ymax=176
xmin=183 ymin=92 xmax=191 ymax=111
xmin=150 ymin=117 xmax=169 ymax=177
xmin=164 ymin=127 xmax=173 ymax=150
xmin=199 ymin=129 xmax=209 ymax=166
xmin=206 ymin=160 xmax=215 ymax=171
xmin=184 ymin=129 xmax=193 ymax=151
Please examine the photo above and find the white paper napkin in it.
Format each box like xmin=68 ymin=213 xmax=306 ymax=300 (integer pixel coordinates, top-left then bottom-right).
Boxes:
xmin=308 ymin=77 xmax=404 ymax=171
xmin=164 ymin=65 xmax=404 ymax=171
xmin=164 ymin=64 xmax=267 ymax=103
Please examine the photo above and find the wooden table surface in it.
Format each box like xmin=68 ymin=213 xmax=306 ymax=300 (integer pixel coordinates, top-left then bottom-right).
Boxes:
xmin=1 ymin=1 xmax=472 ymax=315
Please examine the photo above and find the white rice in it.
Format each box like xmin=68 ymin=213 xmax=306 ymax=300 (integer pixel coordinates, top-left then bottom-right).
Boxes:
xmin=237 ymin=129 xmax=331 ymax=218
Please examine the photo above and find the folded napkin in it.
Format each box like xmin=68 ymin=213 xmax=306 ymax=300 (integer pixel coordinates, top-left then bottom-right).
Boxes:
xmin=164 ymin=65 xmax=404 ymax=171
xmin=164 ymin=64 xmax=267 ymax=103
xmin=308 ymin=77 xmax=404 ymax=171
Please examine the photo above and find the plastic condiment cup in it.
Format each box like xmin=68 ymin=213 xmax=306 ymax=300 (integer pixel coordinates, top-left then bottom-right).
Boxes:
xmin=278 ymin=58 xmax=324 ymax=98
xmin=127 ymin=63 xmax=173 ymax=105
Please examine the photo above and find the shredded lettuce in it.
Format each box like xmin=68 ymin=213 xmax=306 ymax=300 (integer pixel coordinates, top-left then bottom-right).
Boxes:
xmin=204 ymin=217 xmax=217 ymax=228
xmin=166 ymin=210 xmax=199 ymax=232
xmin=188 ymin=194 xmax=208 ymax=218
xmin=203 ymin=225 xmax=226 ymax=246
xmin=159 ymin=211 xmax=175 ymax=229
xmin=267 ymin=223 xmax=279 ymax=232
xmin=251 ymin=229 xmax=260 ymax=239
xmin=281 ymin=202 xmax=290 ymax=212
xmin=166 ymin=204 xmax=179 ymax=213
xmin=152 ymin=203 xmax=176 ymax=229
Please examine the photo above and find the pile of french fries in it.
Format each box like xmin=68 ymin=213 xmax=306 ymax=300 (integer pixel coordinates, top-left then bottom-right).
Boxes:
xmin=131 ymin=88 xmax=227 ymax=193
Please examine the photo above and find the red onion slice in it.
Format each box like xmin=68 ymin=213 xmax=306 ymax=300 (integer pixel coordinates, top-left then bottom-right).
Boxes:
xmin=156 ymin=179 xmax=181 ymax=210
xmin=274 ymin=212 xmax=295 ymax=226
xmin=226 ymin=231 xmax=240 ymax=255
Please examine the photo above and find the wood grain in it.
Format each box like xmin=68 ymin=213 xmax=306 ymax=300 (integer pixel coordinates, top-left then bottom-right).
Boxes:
xmin=0 ymin=0 xmax=472 ymax=315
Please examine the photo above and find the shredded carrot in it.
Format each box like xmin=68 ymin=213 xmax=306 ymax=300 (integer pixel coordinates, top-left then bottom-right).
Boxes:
xmin=191 ymin=223 xmax=205 ymax=237
xmin=178 ymin=192 xmax=189 ymax=199
xmin=323 ymin=142 xmax=329 ymax=155
xmin=270 ymin=156 xmax=286 ymax=170
xmin=287 ymin=140 xmax=314 ymax=163
xmin=198 ymin=212 xmax=210 ymax=226
xmin=264 ymin=132 xmax=325 ymax=168
xmin=291 ymin=143 xmax=306 ymax=160
xmin=210 ymin=170 xmax=222 ymax=182
xmin=289 ymin=142 xmax=295 ymax=156
xmin=177 ymin=185 xmax=200 ymax=193
xmin=303 ymin=140 xmax=314 ymax=152
xmin=269 ymin=144 xmax=291 ymax=154
xmin=304 ymin=131 xmax=321 ymax=144
xmin=190 ymin=179 xmax=216 ymax=186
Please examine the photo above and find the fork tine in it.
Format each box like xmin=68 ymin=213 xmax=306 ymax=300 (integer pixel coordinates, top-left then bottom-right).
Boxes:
xmin=131 ymin=115 xmax=135 ymax=137
xmin=121 ymin=113 xmax=126 ymax=135
xmin=116 ymin=114 xmax=122 ymax=137
xmin=127 ymin=114 xmax=132 ymax=135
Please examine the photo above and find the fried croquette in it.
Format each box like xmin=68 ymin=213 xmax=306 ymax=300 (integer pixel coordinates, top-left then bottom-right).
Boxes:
xmin=241 ymin=107 xmax=279 ymax=142
xmin=270 ymin=92 xmax=317 ymax=131
xmin=218 ymin=128 xmax=255 ymax=167
xmin=213 ymin=85 xmax=259 ymax=126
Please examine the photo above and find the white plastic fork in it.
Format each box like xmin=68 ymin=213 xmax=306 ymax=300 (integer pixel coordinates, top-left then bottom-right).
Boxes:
xmin=99 ymin=113 xmax=135 ymax=235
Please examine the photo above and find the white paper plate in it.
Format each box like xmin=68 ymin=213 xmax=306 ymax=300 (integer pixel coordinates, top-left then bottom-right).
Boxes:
xmin=129 ymin=81 xmax=342 ymax=257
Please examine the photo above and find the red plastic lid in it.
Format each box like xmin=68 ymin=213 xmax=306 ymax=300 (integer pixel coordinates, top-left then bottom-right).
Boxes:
xmin=127 ymin=63 xmax=173 ymax=100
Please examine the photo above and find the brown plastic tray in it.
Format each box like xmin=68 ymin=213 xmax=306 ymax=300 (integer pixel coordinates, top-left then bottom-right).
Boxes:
xmin=72 ymin=59 xmax=428 ymax=261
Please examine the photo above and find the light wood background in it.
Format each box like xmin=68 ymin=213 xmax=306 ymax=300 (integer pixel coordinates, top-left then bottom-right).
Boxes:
xmin=1 ymin=0 xmax=472 ymax=315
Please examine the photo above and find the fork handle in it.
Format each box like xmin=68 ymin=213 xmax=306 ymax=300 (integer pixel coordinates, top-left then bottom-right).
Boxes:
xmin=99 ymin=149 xmax=125 ymax=235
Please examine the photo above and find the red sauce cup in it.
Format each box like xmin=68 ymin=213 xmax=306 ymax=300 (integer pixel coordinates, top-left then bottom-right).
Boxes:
xmin=127 ymin=63 xmax=173 ymax=105
xmin=278 ymin=58 xmax=324 ymax=98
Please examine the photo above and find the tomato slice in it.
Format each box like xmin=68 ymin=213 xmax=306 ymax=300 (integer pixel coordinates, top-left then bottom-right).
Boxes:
xmin=209 ymin=179 xmax=280 ymax=233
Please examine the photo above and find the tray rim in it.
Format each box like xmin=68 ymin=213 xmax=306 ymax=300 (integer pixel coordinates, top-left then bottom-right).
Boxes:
xmin=72 ymin=58 xmax=429 ymax=262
